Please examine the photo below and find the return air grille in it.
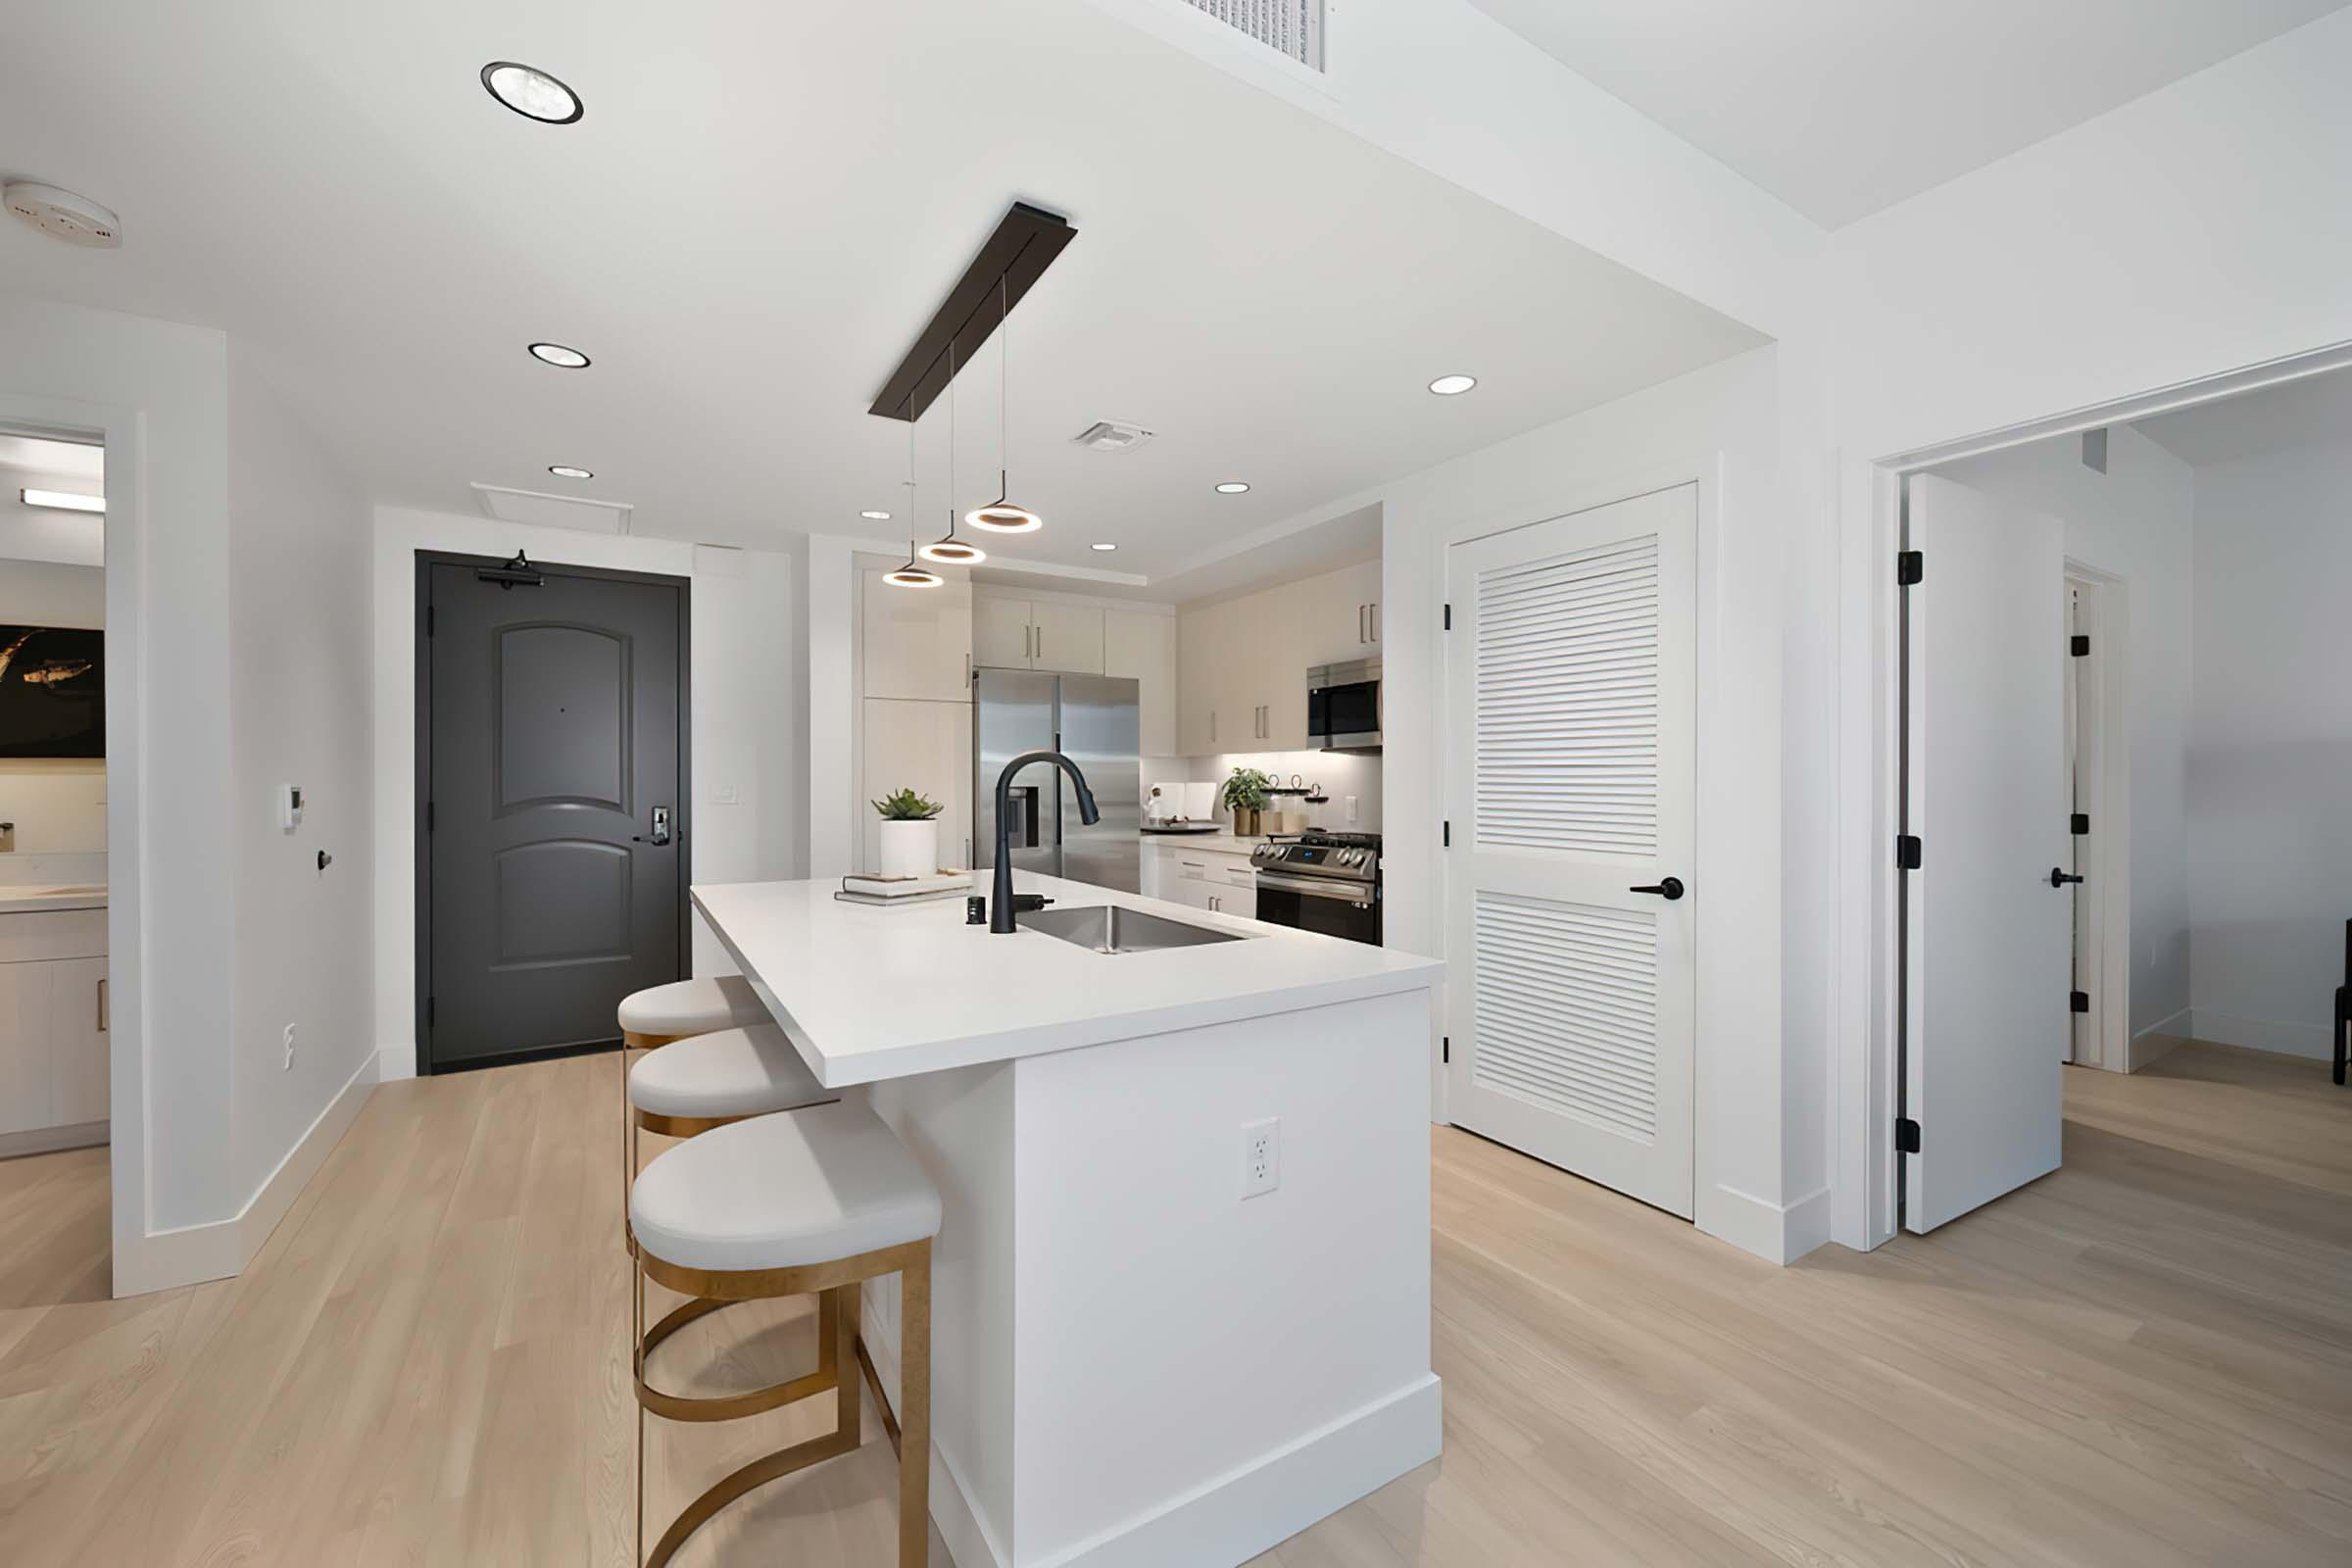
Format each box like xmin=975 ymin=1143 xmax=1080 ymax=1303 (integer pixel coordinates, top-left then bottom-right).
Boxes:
xmin=1182 ymin=0 xmax=1325 ymax=70
xmin=1473 ymin=534 xmax=1659 ymax=857
xmin=1471 ymin=892 xmax=1659 ymax=1141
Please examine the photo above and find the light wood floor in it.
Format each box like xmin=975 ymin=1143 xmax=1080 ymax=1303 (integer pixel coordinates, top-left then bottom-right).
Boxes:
xmin=2 ymin=1040 xmax=2346 ymax=1566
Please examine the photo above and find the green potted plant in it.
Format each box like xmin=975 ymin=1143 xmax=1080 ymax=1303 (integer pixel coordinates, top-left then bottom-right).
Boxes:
xmin=1220 ymin=766 xmax=1274 ymax=837
xmin=870 ymin=787 xmax=945 ymax=878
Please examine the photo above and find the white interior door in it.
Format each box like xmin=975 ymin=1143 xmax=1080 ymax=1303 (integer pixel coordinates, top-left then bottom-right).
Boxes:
xmin=1903 ymin=473 xmax=2069 ymax=1233
xmin=1445 ymin=484 xmax=1696 ymax=1218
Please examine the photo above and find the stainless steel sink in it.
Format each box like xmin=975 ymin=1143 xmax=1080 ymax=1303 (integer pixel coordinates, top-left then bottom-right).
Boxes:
xmin=1017 ymin=904 xmax=1248 ymax=954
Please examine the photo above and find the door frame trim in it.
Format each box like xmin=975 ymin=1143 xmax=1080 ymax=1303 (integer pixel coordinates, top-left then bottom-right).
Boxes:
xmin=1839 ymin=337 xmax=2352 ymax=1250
xmin=413 ymin=550 xmax=693 ymax=1076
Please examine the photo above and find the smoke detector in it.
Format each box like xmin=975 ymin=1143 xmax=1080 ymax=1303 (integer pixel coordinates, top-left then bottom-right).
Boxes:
xmin=4 ymin=183 xmax=122 ymax=248
xmin=1072 ymin=419 xmax=1155 ymax=454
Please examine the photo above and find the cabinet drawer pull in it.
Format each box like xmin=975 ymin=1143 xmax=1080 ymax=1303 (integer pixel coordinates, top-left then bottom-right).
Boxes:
xmin=98 ymin=976 xmax=109 ymax=1032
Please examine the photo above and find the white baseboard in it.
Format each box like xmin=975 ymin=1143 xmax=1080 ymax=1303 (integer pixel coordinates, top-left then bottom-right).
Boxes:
xmin=2191 ymin=1008 xmax=2334 ymax=1062
xmin=2127 ymin=1006 xmax=2193 ymax=1072
xmin=111 ymin=1049 xmax=378 ymax=1298
xmin=377 ymin=1041 xmax=417 ymax=1082
xmin=0 ymin=1120 xmax=107 ymax=1161
xmin=860 ymin=1313 xmax=1442 ymax=1568
xmin=1700 ymin=1180 xmax=1832 ymax=1264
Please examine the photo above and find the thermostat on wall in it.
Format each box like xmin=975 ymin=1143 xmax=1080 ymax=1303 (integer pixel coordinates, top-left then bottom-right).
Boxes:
xmin=281 ymin=784 xmax=305 ymax=831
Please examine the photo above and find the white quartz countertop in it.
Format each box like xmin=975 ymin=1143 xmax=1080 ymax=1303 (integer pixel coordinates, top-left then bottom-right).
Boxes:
xmin=693 ymin=872 xmax=1440 ymax=1087
xmin=0 ymin=884 xmax=108 ymax=913
xmin=1137 ymin=829 xmax=1263 ymax=855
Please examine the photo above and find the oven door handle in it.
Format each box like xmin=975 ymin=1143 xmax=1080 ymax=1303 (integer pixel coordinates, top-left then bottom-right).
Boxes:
xmin=1255 ymin=870 xmax=1374 ymax=906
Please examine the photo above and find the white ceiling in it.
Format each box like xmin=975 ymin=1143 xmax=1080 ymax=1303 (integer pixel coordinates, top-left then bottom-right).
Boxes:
xmin=0 ymin=0 xmax=1762 ymax=589
xmin=2132 ymin=368 xmax=2352 ymax=467
xmin=1462 ymin=0 xmax=2349 ymax=227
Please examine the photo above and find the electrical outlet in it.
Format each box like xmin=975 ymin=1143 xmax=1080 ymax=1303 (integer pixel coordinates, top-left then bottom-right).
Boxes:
xmin=282 ymin=1023 xmax=296 ymax=1070
xmin=1240 ymin=1117 xmax=1280 ymax=1200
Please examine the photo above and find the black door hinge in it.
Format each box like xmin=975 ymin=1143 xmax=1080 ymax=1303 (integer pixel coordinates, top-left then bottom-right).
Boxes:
xmin=2071 ymin=811 xmax=2090 ymax=835
xmin=1444 ymin=603 xmax=1452 ymax=630
xmin=2071 ymin=990 xmax=2090 ymax=1013
xmin=2071 ymin=634 xmax=2090 ymax=657
xmin=1896 ymin=551 xmax=1924 ymax=586
xmin=1895 ymin=1117 xmax=1921 ymax=1154
xmin=1443 ymin=820 xmax=1451 ymax=848
xmin=425 ymin=604 xmax=435 ymax=637
xmin=1443 ymin=1036 xmax=1450 ymax=1064
xmin=1895 ymin=834 xmax=1922 ymax=870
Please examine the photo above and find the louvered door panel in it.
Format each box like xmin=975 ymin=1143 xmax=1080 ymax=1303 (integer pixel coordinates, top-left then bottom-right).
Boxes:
xmin=1446 ymin=484 xmax=1696 ymax=1218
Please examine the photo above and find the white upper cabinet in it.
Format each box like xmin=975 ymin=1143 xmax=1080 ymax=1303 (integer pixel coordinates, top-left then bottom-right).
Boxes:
xmin=1175 ymin=558 xmax=1380 ymax=756
xmin=972 ymin=594 xmax=1106 ymax=674
xmin=972 ymin=594 xmax=1033 ymax=669
xmin=863 ymin=568 xmax=972 ymax=701
xmin=1103 ymin=608 xmax=1177 ymax=756
xmin=1300 ymin=559 xmax=1381 ymax=666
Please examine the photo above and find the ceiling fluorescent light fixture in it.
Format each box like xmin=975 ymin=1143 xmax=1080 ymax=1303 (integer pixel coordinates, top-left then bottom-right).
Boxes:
xmin=20 ymin=488 xmax=104 ymax=514
xmin=547 ymin=465 xmax=593 ymax=480
xmin=1428 ymin=373 xmax=1477 ymax=396
xmin=481 ymin=62 xmax=583 ymax=124
xmin=527 ymin=341 xmax=591 ymax=368
xmin=860 ymin=510 xmax=892 ymax=520
xmin=1090 ymin=542 xmax=1118 ymax=552
xmin=1214 ymin=481 xmax=1250 ymax=494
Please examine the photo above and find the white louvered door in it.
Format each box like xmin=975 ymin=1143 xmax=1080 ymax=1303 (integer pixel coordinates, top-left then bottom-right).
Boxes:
xmin=1445 ymin=484 xmax=1696 ymax=1217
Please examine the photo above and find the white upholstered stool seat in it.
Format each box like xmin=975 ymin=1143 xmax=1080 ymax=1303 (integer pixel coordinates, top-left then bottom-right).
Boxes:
xmin=616 ymin=974 xmax=768 ymax=1044
xmin=627 ymin=1024 xmax=832 ymax=1128
xmin=630 ymin=1101 xmax=943 ymax=1276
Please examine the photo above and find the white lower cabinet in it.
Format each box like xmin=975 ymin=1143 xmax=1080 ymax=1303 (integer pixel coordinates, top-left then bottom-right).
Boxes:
xmin=1155 ymin=845 xmax=1257 ymax=919
xmin=0 ymin=912 xmax=109 ymax=1144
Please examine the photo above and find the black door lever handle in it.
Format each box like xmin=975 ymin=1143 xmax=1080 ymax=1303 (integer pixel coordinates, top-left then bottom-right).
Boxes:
xmin=2049 ymin=867 xmax=2085 ymax=887
xmin=1628 ymin=876 xmax=1686 ymax=901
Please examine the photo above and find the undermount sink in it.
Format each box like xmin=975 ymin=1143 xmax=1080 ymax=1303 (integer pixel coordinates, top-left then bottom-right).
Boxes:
xmin=1017 ymin=904 xmax=1248 ymax=955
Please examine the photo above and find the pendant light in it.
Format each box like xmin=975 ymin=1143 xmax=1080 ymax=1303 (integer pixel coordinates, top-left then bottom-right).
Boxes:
xmin=884 ymin=417 xmax=943 ymax=588
xmin=965 ymin=277 xmax=1043 ymax=534
xmin=920 ymin=338 xmax=987 ymax=564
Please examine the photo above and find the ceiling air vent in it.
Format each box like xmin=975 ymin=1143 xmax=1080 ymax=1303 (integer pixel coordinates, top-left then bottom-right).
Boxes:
xmin=1073 ymin=420 xmax=1156 ymax=454
xmin=1182 ymin=1 xmax=1325 ymax=71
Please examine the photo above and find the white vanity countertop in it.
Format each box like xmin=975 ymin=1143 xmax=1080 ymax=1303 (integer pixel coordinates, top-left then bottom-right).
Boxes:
xmin=0 ymin=884 xmax=108 ymax=914
xmin=693 ymin=872 xmax=1439 ymax=1088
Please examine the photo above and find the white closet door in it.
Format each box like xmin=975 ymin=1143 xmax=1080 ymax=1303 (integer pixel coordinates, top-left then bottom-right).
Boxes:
xmin=1445 ymin=484 xmax=1696 ymax=1218
xmin=1903 ymin=474 xmax=2068 ymax=1232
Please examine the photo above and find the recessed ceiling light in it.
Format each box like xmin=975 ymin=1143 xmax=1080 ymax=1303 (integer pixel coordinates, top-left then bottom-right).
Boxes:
xmin=860 ymin=510 xmax=892 ymax=520
xmin=480 ymin=62 xmax=583 ymax=124
xmin=527 ymin=341 xmax=590 ymax=368
xmin=1214 ymin=481 xmax=1250 ymax=495
xmin=20 ymin=488 xmax=104 ymax=514
xmin=548 ymin=465 xmax=593 ymax=480
xmin=1428 ymin=373 xmax=1477 ymax=396
xmin=1090 ymin=542 xmax=1118 ymax=552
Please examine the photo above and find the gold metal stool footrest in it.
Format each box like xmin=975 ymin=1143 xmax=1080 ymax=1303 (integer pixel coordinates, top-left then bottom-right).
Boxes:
xmin=642 ymin=1423 xmax=860 ymax=1568
xmin=635 ymin=1290 xmax=840 ymax=1423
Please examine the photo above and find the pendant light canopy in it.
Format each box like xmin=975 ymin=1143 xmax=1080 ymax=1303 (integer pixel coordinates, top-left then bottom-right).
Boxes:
xmin=966 ymin=277 xmax=1044 ymax=534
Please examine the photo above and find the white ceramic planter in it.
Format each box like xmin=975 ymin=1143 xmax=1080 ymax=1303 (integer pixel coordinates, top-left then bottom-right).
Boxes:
xmin=877 ymin=817 xmax=941 ymax=879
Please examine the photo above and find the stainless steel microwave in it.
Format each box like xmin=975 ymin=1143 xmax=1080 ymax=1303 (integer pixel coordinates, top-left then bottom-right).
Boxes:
xmin=1306 ymin=659 xmax=1381 ymax=753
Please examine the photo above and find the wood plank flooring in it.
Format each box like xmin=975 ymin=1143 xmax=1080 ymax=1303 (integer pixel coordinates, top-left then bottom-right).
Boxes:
xmin=1 ymin=1040 xmax=2345 ymax=1566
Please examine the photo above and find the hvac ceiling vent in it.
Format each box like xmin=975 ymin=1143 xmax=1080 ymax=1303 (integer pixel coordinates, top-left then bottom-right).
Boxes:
xmin=4 ymin=182 xmax=122 ymax=248
xmin=471 ymin=482 xmax=635 ymax=535
xmin=1072 ymin=420 xmax=1155 ymax=454
xmin=1180 ymin=1 xmax=1325 ymax=71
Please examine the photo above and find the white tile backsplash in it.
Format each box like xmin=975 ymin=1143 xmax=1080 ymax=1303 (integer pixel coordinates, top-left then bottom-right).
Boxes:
xmin=1141 ymin=748 xmax=1381 ymax=834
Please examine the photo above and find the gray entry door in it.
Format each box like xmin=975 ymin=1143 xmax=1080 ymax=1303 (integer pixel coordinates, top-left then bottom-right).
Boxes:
xmin=422 ymin=556 xmax=688 ymax=1072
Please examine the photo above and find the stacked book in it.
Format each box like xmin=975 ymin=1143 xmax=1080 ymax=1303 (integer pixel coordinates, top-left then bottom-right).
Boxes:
xmin=834 ymin=869 xmax=975 ymax=907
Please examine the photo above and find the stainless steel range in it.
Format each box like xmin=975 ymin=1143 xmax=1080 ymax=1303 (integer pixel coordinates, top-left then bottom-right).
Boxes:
xmin=1250 ymin=830 xmax=1382 ymax=946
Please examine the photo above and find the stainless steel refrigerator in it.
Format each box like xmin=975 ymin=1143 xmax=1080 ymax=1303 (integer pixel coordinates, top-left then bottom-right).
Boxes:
xmin=973 ymin=668 xmax=1141 ymax=893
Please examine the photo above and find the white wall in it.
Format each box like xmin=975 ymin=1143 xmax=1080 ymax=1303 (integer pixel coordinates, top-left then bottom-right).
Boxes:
xmin=2184 ymin=436 xmax=2352 ymax=1058
xmin=1933 ymin=425 xmax=2196 ymax=1038
xmin=225 ymin=350 xmax=377 ymax=1198
xmin=370 ymin=508 xmax=804 ymax=1076
xmin=1817 ymin=10 xmax=2352 ymax=1248
xmin=0 ymin=558 xmax=107 ymax=860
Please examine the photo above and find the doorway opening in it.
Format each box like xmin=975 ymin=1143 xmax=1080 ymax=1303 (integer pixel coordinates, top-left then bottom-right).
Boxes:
xmin=1869 ymin=349 xmax=2352 ymax=1242
xmin=0 ymin=423 xmax=113 ymax=1299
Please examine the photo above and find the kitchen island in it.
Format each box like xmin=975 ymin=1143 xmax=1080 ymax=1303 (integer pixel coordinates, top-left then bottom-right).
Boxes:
xmin=692 ymin=871 xmax=1443 ymax=1568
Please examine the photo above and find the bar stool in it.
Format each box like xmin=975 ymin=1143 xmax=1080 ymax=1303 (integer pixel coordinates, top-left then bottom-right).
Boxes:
xmin=630 ymin=1101 xmax=941 ymax=1568
xmin=627 ymin=1025 xmax=840 ymax=1418
xmin=615 ymin=975 xmax=787 ymax=1254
